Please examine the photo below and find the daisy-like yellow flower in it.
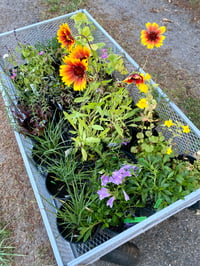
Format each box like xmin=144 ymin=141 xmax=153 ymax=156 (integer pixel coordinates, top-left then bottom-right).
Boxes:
xmin=57 ymin=23 xmax=75 ymax=50
xmin=166 ymin=147 xmax=173 ymax=155
xmin=69 ymin=45 xmax=91 ymax=63
xmin=181 ymin=125 xmax=190 ymax=133
xmin=137 ymin=83 xmax=148 ymax=93
xmin=164 ymin=120 xmax=175 ymax=128
xmin=141 ymin=72 xmax=151 ymax=81
xmin=136 ymin=98 xmax=148 ymax=109
xmin=141 ymin=22 xmax=166 ymax=49
xmin=122 ymin=73 xmax=144 ymax=85
xmin=60 ymin=57 xmax=88 ymax=91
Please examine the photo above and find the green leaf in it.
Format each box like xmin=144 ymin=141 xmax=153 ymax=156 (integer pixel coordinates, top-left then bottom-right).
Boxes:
xmin=136 ymin=132 xmax=144 ymax=139
xmin=70 ymin=12 xmax=89 ymax=25
xmin=80 ymin=26 xmax=93 ymax=41
xmin=81 ymin=148 xmax=87 ymax=161
xmin=74 ymin=96 xmax=90 ymax=103
xmin=153 ymin=198 xmax=163 ymax=209
xmin=85 ymin=137 xmax=100 ymax=143
xmin=91 ymin=125 xmax=104 ymax=130
xmin=91 ymin=43 xmax=105 ymax=50
xmin=124 ymin=217 xmax=147 ymax=223
xmin=114 ymin=124 xmax=123 ymax=137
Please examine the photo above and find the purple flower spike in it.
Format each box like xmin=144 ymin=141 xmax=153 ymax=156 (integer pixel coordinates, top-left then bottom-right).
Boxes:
xmin=97 ymin=187 xmax=111 ymax=200
xmin=107 ymin=196 xmax=115 ymax=208
xmin=100 ymin=175 xmax=110 ymax=186
xmin=123 ymin=190 xmax=130 ymax=201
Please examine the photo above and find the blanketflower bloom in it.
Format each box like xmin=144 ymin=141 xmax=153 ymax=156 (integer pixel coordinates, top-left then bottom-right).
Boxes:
xmin=181 ymin=125 xmax=190 ymax=133
xmin=166 ymin=147 xmax=173 ymax=155
xmin=97 ymin=187 xmax=111 ymax=200
xmin=60 ymin=57 xmax=88 ymax=91
xmin=136 ymin=98 xmax=148 ymax=109
xmin=69 ymin=45 xmax=90 ymax=64
xmin=106 ymin=196 xmax=115 ymax=208
xmin=57 ymin=23 xmax=75 ymax=50
xmin=164 ymin=120 xmax=175 ymax=128
xmin=122 ymin=73 xmax=144 ymax=85
xmin=141 ymin=22 xmax=166 ymax=49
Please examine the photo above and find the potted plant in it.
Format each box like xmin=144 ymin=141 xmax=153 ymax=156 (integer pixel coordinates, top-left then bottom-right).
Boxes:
xmin=55 ymin=180 xmax=101 ymax=243
xmin=45 ymin=150 xmax=91 ymax=198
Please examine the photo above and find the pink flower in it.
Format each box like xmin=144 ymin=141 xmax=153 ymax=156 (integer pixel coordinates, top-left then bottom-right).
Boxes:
xmin=101 ymin=48 xmax=108 ymax=59
xmin=10 ymin=70 xmax=17 ymax=79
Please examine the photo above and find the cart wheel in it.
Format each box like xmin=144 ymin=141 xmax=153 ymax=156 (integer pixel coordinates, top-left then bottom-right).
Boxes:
xmin=188 ymin=201 xmax=200 ymax=210
xmin=100 ymin=242 xmax=140 ymax=265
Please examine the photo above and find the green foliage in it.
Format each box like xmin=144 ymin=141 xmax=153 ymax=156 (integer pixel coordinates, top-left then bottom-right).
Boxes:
xmin=44 ymin=0 xmax=83 ymax=14
xmin=0 ymin=222 xmax=23 ymax=265
xmin=126 ymin=154 xmax=200 ymax=209
xmin=64 ymin=86 xmax=139 ymax=161
xmin=30 ymin=116 xmax=67 ymax=165
xmin=56 ymin=181 xmax=100 ymax=242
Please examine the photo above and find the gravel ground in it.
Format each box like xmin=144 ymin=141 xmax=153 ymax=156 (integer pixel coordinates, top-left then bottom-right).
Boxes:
xmin=0 ymin=0 xmax=200 ymax=266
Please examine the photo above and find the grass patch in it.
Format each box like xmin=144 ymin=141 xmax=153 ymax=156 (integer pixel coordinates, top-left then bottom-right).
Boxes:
xmin=41 ymin=0 xmax=83 ymax=17
xmin=179 ymin=95 xmax=200 ymax=129
xmin=0 ymin=222 xmax=21 ymax=265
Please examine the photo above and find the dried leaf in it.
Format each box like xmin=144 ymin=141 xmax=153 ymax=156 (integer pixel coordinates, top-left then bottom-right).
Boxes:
xmin=162 ymin=18 xmax=173 ymax=23
xmin=150 ymin=8 xmax=160 ymax=13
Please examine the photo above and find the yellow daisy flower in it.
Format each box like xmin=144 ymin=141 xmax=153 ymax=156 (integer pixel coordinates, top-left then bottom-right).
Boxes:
xmin=137 ymin=83 xmax=149 ymax=93
xmin=136 ymin=98 xmax=148 ymax=109
xmin=164 ymin=120 xmax=175 ymax=128
xmin=181 ymin=125 xmax=190 ymax=133
xmin=166 ymin=147 xmax=173 ymax=155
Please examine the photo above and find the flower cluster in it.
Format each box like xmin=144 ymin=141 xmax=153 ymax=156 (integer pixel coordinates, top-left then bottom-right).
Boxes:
xmin=97 ymin=165 xmax=138 ymax=208
xmin=57 ymin=23 xmax=91 ymax=91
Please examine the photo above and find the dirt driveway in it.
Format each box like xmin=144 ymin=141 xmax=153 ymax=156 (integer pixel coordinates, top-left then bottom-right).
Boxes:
xmin=0 ymin=0 xmax=200 ymax=265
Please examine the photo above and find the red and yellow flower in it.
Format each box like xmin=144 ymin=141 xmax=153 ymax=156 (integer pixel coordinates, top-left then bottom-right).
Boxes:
xmin=57 ymin=23 xmax=75 ymax=50
xmin=60 ymin=57 xmax=88 ymax=91
xmin=69 ymin=45 xmax=90 ymax=64
xmin=141 ymin=22 xmax=166 ymax=49
xmin=122 ymin=73 xmax=144 ymax=85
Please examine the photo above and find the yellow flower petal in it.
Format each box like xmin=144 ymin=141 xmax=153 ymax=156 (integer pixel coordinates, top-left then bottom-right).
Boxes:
xmin=181 ymin=125 xmax=190 ymax=133
xmin=164 ymin=120 xmax=175 ymax=128
xmin=136 ymin=98 xmax=148 ymax=109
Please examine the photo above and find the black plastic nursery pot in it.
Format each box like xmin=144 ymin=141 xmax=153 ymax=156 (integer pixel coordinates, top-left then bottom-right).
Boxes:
xmin=46 ymin=173 xmax=69 ymax=199
xmin=0 ymin=9 xmax=200 ymax=266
